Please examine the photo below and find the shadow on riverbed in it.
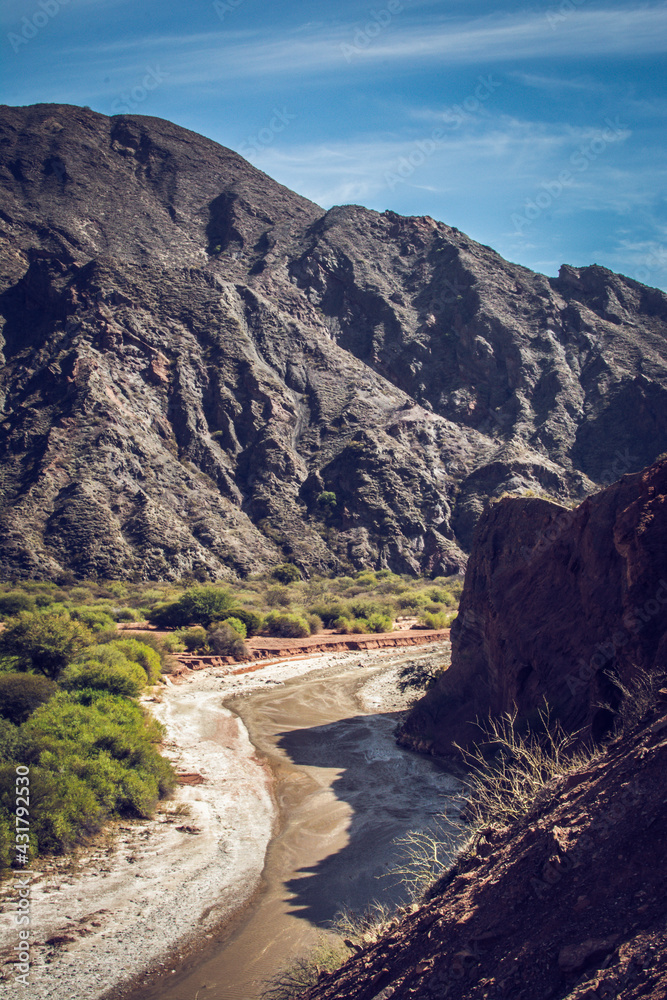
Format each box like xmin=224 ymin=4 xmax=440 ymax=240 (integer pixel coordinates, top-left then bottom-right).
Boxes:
xmin=277 ymin=710 xmax=461 ymax=928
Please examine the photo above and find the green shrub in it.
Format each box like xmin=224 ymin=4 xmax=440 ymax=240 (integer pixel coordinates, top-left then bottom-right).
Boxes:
xmin=68 ymin=586 xmax=94 ymax=604
xmin=0 ymin=673 xmax=58 ymax=725
xmin=0 ymin=593 xmax=36 ymax=618
xmin=0 ymin=613 xmax=94 ymax=680
xmin=105 ymin=639 xmax=161 ymax=684
xmin=428 ymin=588 xmax=456 ymax=607
xmin=306 ymin=614 xmax=323 ymax=635
xmin=262 ymin=612 xmax=310 ymax=638
xmin=61 ymin=659 xmax=147 ymax=697
xmin=397 ymin=591 xmax=426 ymax=611
xmin=350 ymin=618 xmax=369 ymax=633
xmin=175 ymin=626 xmax=209 ymax=652
xmin=346 ymin=599 xmax=389 ymax=619
xmin=113 ymin=607 xmax=143 ymax=622
xmin=316 ymin=491 xmax=337 ymax=509
xmin=0 ymin=718 xmax=22 ymax=763
xmin=366 ymin=612 xmax=393 ymax=633
xmin=80 ymin=640 xmax=161 ymax=685
xmin=265 ymin=585 xmax=292 ymax=608
xmin=148 ymin=587 xmax=237 ymax=628
xmin=70 ymin=607 xmax=116 ymax=632
xmin=162 ymin=635 xmax=185 ymax=653
xmin=421 ymin=611 xmax=455 ymax=629
xmin=119 ymin=631 xmax=167 ymax=670
xmin=213 ymin=608 xmax=264 ymax=637
xmin=207 ymin=624 xmax=249 ymax=660
xmin=1 ymin=691 xmax=176 ymax=856
xmin=221 ymin=617 xmax=247 ymax=639
xmin=270 ymin=563 xmax=302 ymax=585
xmin=308 ymin=602 xmax=349 ymax=627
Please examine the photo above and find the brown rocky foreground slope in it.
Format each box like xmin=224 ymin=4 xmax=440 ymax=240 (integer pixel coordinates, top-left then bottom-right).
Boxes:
xmin=302 ymin=699 xmax=667 ymax=1000
xmin=1 ymin=104 xmax=667 ymax=580
xmin=399 ymin=458 xmax=667 ymax=754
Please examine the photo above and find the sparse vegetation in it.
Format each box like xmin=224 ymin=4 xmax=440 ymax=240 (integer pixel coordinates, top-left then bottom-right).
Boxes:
xmin=388 ymin=814 xmax=467 ymax=901
xmin=456 ymin=704 xmax=597 ymax=827
xmin=262 ymin=935 xmax=352 ymax=1000
xmin=601 ymin=667 xmax=663 ymax=735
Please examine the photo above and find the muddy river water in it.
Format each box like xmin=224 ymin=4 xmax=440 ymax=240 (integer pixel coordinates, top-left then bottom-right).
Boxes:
xmin=131 ymin=657 xmax=460 ymax=1000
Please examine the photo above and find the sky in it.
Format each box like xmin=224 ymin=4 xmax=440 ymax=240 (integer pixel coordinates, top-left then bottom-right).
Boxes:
xmin=1 ymin=0 xmax=666 ymax=289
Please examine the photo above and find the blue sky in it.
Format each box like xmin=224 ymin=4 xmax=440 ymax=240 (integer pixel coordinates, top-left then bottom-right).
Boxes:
xmin=2 ymin=0 xmax=666 ymax=288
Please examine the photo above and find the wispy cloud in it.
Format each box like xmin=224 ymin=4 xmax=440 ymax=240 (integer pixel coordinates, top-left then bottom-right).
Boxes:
xmin=237 ymin=114 xmax=643 ymax=208
xmin=59 ymin=4 xmax=667 ymax=81
xmin=508 ymin=71 xmax=609 ymax=92
xmin=0 ymin=0 xmax=132 ymax=30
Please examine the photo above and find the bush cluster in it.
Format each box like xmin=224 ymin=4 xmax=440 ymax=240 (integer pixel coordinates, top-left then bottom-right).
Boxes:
xmin=0 ymin=608 xmax=173 ymax=873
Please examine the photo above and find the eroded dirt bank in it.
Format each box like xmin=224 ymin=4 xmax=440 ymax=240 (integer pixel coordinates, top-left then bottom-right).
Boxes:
xmin=0 ymin=642 xmax=455 ymax=1000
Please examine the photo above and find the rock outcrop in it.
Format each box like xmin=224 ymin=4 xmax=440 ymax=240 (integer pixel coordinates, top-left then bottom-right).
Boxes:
xmin=400 ymin=458 xmax=667 ymax=753
xmin=1 ymin=103 xmax=667 ymax=580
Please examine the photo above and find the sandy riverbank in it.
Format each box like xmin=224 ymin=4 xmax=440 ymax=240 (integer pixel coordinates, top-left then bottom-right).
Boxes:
xmin=0 ymin=642 xmax=450 ymax=1000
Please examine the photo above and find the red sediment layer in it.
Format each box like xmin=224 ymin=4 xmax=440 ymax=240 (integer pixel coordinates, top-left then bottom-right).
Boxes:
xmin=170 ymin=629 xmax=450 ymax=678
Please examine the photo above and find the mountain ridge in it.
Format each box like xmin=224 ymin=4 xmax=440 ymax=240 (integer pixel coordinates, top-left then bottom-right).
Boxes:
xmin=1 ymin=103 xmax=666 ymax=580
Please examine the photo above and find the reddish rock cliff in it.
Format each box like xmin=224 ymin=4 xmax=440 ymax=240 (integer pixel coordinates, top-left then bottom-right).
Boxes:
xmin=400 ymin=458 xmax=667 ymax=753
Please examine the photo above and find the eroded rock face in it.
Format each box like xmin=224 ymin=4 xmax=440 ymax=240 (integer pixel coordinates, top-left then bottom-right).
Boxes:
xmin=400 ymin=458 xmax=667 ymax=752
xmin=1 ymin=103 xmax=667 ymax=580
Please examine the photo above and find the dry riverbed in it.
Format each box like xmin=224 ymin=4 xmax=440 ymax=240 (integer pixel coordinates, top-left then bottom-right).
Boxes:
xmin=0 ymin=643 xmax=453 ymax=1000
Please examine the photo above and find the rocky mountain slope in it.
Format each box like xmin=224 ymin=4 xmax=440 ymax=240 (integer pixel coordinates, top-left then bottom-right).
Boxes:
xmin=399 ymin=457 xmax=667 ymax=753
xmin=1 ymin=103 xmax=667 ymax=580
xmin=303 ymin=699 xmax=667 ymax=1000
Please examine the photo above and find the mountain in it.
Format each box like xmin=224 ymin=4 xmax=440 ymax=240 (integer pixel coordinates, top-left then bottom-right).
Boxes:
xmin=1 ymin=103 xmax=666 ymax=581
xmin=399 ymin=456 xmax=667 ymax=752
